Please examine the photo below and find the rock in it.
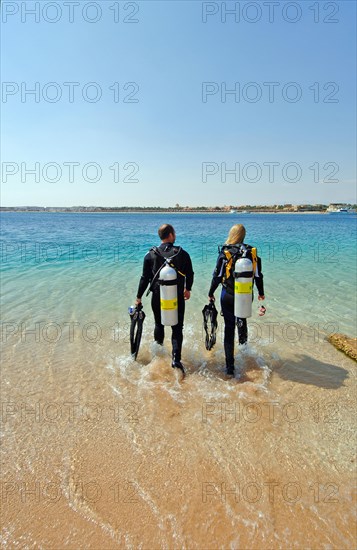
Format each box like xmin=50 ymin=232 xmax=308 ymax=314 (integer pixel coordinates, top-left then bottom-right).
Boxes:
xmin=328 ymin=333 xmax=357 ymax=361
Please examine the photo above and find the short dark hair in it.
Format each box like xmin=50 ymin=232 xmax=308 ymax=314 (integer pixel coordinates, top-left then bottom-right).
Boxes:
xmin=158 ymin=224 xmax=175 ymax=240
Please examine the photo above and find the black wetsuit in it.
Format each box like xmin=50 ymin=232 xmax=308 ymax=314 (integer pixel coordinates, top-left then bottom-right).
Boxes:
xmin=208 ymin=243 xmax=264 ymax=372
xmin=137 ymin=242 xmax=194 ymax=362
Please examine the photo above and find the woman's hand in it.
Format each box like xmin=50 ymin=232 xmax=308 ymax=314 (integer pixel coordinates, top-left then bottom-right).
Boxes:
xmin=258 ymin=295 xmax=265 ymax=301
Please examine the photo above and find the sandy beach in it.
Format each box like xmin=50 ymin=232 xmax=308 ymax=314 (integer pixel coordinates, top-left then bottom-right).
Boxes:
xmin=1 ymin=323 xmax=356 ymax=549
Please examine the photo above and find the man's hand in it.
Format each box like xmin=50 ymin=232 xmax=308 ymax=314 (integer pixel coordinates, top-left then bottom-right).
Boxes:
xmin=184 ymin=289 xmax=191 ymax=300
xmin=258 ymin=295 xmax=265 ymax=301
xmin=135 ymin=298 xmax=142 ymax=305
xmin=208 ymin=295 xmax=215 ymax=302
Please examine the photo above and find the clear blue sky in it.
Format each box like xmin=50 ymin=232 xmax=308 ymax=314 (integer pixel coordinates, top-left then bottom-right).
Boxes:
xmin=1 ymin=0 xmax=356 ymax=206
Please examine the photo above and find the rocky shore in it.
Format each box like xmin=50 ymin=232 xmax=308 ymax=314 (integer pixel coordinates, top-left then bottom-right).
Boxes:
xmin=328 ymin=333 xmax=357 ymax=361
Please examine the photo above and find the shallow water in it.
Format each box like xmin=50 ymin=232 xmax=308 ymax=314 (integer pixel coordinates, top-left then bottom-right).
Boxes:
xmin=1 ymin=212 xmax=356 ymax=548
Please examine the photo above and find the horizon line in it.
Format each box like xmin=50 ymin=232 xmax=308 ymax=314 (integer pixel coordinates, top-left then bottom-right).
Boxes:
xmin=1 ymin=202 xmax=356 ymax=211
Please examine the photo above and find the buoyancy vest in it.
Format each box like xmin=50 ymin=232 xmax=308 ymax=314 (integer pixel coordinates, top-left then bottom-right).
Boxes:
xmin=221 ymin=244 xmax=257 ymax=294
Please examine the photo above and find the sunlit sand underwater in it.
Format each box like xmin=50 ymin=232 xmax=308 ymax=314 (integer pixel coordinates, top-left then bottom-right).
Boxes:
xmin=1 ymin=212 xmax=356 ymax=548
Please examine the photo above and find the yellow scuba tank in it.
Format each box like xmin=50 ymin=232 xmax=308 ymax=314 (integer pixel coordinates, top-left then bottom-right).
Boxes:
xmin=234 ymin=256 xmax=253 ymax=318
xmin=158 ymin=262 xmax=178 ymax=325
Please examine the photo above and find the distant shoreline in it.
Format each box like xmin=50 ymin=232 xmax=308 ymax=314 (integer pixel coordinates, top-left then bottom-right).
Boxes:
xmin=0 ymin=210 xmax=356 ymax=219
xmin=1 ymin=210 xmax=355 ymax=215
xmin=0 ymin=209 xmax=329 ymax=216
xmin=0 ymin=210 xmax=328 ymax=215
xmin=1 ymin=203 xmax=356 ymax=215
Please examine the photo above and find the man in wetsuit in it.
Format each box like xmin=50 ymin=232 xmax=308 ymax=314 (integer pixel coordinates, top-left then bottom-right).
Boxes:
xmin=135 ymin=224 xmax=194 ymax=372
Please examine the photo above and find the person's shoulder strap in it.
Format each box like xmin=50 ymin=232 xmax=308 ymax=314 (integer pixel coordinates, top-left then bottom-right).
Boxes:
xmin=150 ymin=246 xmax=162 ymax=257
xmin=151 ymin=245 xmax=181 ymax=258
xmin=250 ymin=247 xmax=258 ymax=275
xmin=242 ymin=244 xmax=258 ymax=274
xmin=151 ymin=246 xmax=185 ymax=276
xmin=222 ymin=246 xmax=237 ymax=280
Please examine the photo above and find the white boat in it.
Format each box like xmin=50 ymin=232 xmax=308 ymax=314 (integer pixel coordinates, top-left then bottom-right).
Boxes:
xmin=327 ymin=208 xmax=352 ymax=213
xmin=230 ymin=209 xmax=251 ymax=214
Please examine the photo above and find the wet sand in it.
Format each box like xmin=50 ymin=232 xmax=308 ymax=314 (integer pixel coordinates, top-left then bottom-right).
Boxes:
xmin=1 ymin=326 xmax=356 ymax=549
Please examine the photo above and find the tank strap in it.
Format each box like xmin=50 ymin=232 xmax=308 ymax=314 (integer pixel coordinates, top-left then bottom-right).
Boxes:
xmin=234 ymin=270 xmax=253 ymax=278
xmin=164 ymin=260 xmax=186 ymax=278
xmin=146 ymin=247 xmax=185 ymax=296
xmin=250 ymin=247 xmax=258 ymax=275
xmin=151 ymin=246 xmax=186 ymax=277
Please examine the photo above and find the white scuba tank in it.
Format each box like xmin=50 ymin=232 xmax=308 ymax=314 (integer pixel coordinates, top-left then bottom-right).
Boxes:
xmin=158 ymin=262 xmax=178 ymax=326
xmin=234 ymin=256 xmax=253 ymax=318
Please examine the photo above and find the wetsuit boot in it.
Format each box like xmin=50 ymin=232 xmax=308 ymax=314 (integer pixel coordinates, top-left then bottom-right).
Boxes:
xmin=154 ymin=323 xmax=164 ymax=345
xmin=171 ymin=313 xmax=185 ymax=373
xmin=172 ymin=345 xmax=185 ymax=373
xmin=237 ymin=318 xmax=248 ymax=345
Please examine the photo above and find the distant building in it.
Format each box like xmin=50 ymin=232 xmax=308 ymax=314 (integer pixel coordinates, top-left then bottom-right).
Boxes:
xmin=326 ymin=203 xmax=349 ymax=212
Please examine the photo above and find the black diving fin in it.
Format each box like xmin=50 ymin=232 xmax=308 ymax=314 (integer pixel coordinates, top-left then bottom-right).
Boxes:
xmin=129 ymin=304 xmax=145 ymax=360
xmin=202 ymin=302 xmax=218 ymax=351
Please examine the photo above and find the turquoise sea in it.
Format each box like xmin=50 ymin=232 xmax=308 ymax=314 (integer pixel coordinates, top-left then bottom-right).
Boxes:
xmin=1 ymin=211 xmax=356 ymax=338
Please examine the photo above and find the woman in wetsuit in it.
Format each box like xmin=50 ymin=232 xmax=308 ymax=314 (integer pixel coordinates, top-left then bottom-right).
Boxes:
xmin=208 ymin=224 xmax=265 ymax=376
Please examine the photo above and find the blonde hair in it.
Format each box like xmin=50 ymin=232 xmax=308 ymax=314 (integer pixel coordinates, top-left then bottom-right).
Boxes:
xmin=226 ymin=224 xmax=246 ymax=245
